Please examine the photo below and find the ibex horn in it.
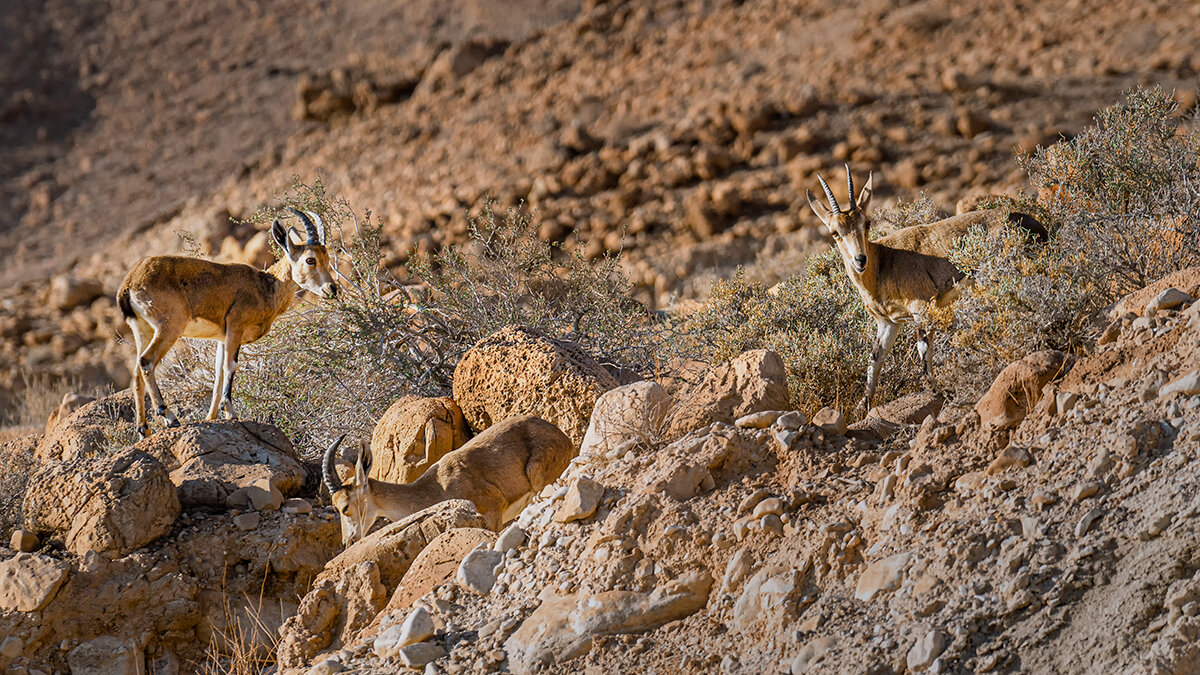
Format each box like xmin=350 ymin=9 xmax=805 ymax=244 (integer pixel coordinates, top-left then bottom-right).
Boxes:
xmin=305 ymin=210 xmax=326 ymax=245
xmin=816 ymin=173 xmax=840 ymax=214
xmin=288 ymin=207 xmax=322 ymax=246
xmin=322 ymin=434 xmax=346 ymax=493
xmin=845 ymin=164 xmax=856 ymax=211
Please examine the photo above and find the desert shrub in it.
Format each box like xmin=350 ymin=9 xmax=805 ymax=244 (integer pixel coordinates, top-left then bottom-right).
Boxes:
xmin=685 ymin=250 xmax=923 ymax=416
xmin=164 ymin=181 xmax=681 ymax=459
xmin=937 ymin=86 xmax=1200 ymax=399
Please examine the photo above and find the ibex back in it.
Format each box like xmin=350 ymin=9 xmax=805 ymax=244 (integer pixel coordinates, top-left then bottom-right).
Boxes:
xmin=117 ymin=208 xmax=338 ymax=437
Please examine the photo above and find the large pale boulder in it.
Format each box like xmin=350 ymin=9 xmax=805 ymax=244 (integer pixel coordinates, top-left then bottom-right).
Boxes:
xmin=22 ymin=448 xmax=179 ymax=556
xmin=505 ymin=570 xmax=712 ymax=673
xmin=579 ymin=381 xmax=671 ymax=456
xmin=36 ymin=390 xmax=139 ymax=462
xmin=976 ymin=351 xmax=1073 ymax=431
xmin=276 ymin=500 xmax=487 ymax=670
xmin=0 ymin=552 xmax=70 ymax=612
xmin=371 ymin=527 xmax=495 ymax=633
xmin=370 ymin=396 xmax=469 ymax=484
xmin=665 ymin=350 xmax=790 ymax=438
xmin=452 ymin=326 xmax=618 ymax=448
xmin=134 ymin=420 xmax=307 ymax=509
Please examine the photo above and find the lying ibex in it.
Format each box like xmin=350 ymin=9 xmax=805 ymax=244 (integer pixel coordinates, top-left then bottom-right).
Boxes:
xmin=118 ymin=208 xmax=338 ymax=437
xmin=323 ymin=415 xmax=573 ymax=544
xmin=807 ymin=164 xmax=1047 ymax=410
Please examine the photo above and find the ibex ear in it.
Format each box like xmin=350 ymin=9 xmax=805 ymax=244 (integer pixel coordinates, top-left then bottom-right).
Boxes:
xmin=806 ymin=190 xmax=833 ymax=228
xmin=271 ymin=221 xmax=302 ymax=260
xmin=356 ymin=445 xmax=373 ymax=481
xmin=857 ymin=172 xmax=874 ymax=211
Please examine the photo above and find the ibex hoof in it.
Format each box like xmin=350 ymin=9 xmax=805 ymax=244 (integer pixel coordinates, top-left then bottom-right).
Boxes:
xmin=136 ymin=425 xmax=149 ymax=439
xmin=164 ymin=418 xmax=181 ymax=428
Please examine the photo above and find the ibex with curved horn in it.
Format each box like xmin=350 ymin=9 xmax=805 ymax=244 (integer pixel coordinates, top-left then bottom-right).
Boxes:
xmin=807 ymin=164 xmax=1047 ymax=410
xmin=117 ymin=208 xmax=338 ymax=437
xmin=323 ymin=415 xmax=573 ymax=544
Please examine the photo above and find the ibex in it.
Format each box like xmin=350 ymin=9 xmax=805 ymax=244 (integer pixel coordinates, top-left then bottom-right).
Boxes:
xmin=323 ymin=415 xmax=574 ymax=544
xmin=117 ymin=208 xmax=338 ymax=437
xmin=807 ymin=165 xmax=1047 ymax=410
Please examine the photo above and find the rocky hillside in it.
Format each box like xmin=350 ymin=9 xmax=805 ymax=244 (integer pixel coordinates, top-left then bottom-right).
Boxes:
xmin=1 ymin=271 xmax=1198 ymax=674
xmin=2 ymin=0 xmax=1199 ymax=412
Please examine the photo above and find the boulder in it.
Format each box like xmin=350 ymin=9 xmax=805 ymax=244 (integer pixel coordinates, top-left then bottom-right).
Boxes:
xmin=276 ymin=500 xmax=487 ymax=670
xmin=579 ymin=381 xmax=671 ymax=456
xmin=505 ymin=570 xmax=712 ymax=673
xmin=48 ymin=274 xmax=104 ymax=311
xmin=370 ymin=396 xmax=469 ymax=484
xmin=453 ymin=326 xmax=618 ymax=448
xmin=457 ymin=546 xmax=504 ymax=595
xmin=134 ymin=420 xmax=306 ymax=509
xmin=0 ymin=552 xmax=70 ymax=611
xmin=371 ymin=528 xmax=494 ymax=633
xmin=67 ymin=636 xmax=143 ymax=675
xmin=976 ymin=351 xmax=1073 ymax=431
xmin=44 ymin=391 xmax=95 ymax=434
xmin=37 ymin=390 xmax=139 ymax=463
xmin=811 ymin=407 xmax=847 ymax=435
xmin=22 ymin=448 xmax=179 ymax=556
xmin=732 ymin=566 xmax=802 ymax=632
xmin=854 ymin=552 xmax=913 ymax=601
xmin=554 ymin=477 xmax=604 ymax=523
xmin=665 ymin=350 xmax=790 ymax=438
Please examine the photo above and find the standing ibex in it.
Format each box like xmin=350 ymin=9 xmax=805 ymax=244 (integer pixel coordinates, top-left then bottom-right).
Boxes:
xmin=117 ymin=208 xmax=338 ymax=437
xmin=323 ymin=415 xmax=574 ymax=544
xmin=807 ymin=165 xmax=1047 ymax=410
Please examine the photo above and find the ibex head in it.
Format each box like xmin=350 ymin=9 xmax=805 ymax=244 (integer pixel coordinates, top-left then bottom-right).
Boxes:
xmin=807 ymin=164 xmax=875 ymax=274
xmin=323 ymin=435 xmax=378 ymax=545
xmin=271 ymin=208 xmax=339 ymax=299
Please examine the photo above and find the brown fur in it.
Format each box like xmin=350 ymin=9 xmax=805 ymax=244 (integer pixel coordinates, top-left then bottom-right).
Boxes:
xmin=117 ymin=217 xmax=337 ymax=436
xmin=329 ymin=415 xmax=574 ymax=542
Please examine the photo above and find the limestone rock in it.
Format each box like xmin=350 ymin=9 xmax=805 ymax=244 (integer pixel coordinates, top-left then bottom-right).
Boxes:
xmin=134 ymin=420 xmax=306 ymax=510
xmin=0 ymin=552 xmax=70 ymax=612
xmin=1145 ymin=287 xmax=1193 ymax=314
xmin=505 ymin=570 xmax=712 ymax=672
xmin=976 ymin=351 xmax=1073 ymax=431
xmin=67 ymin=636 xmax=142 ymax=675
xmin=374 ymin=527 xmax=495 ymax=632
xmin=494 ymin=524 xmax=526 ymax=554
xmin=36 ymin=390 xmax=139 ymax=463
xmin=277 ymin=500 xmax=487 ymax=670
xmin=579 ymin=381 xmax=671 ymax=456
xmin=906 ymin=629 xmax=947 ymax=671
xmin=399 ymin=641 xmax=446 ymax=669
xmin=734 ymin=410 xmax=784 ymax=429
xmin=453 ymin=325 xmax=618 ymax=448
xmin=374 ymin=606 xmax=435 ymax=657
xmin=812 ymin=407 xmax=847 ymax=435
xmin=306 ymin=660 xmax=346 ymax=675
xmin=457 ymin=546 xmax=504 ymax=595
xmin=666 ymin=350 xmax=790 ymax=438
xmin=49 ymin=274 xmax=104 ymax=311
xmin=1159 ymin=371 xmax=1200 ymax=399
xmin=869 ymin=391 xmax=944 ymax=426
xmin=22 ymin=448 xmax=179 ymax=556
xmin=371 ymin=396 xmax=469 ymax=484
xmin=854 ymin=552 xmax=912 ymax=601
xmin=791 ymin=636 xmax=836 ymax=674
xmin=1111 ymin=267 xmax=1200 ymax=317
xmin=10 ymin=528 xmax=38 ymax=552
xmin=555 ymin=477 xmax=604 ymax=523
xmin=733 ymin=566 xmax=800 ymax=632
xmin=233 ymin=512 xmax=261 ymax=531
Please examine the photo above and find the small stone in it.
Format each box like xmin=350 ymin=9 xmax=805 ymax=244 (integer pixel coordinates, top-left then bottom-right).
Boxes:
xmin=773 ymin=429 xmax=799 ymax=451
xmin=306 ymin=659 xmax=346 ymax=675
xmin=1031 ymin=490 xmax=1058 ymax=510
xmin=776 ymin=411 xmax=809 ymax=430
xmin=10 ymin=529 xmax=39 ymax=552
xmin=854 ymin=552 xmax=912 ymax=601
xmin=811 ymin=407 xmax=847 ymax=435
xmin=760 ymin=514 xmax=784 ymax=536
xmin=1073 ymin=481 xmax=1102 ymax=501
xmin=790 ymin=636 xmax=835 ymax=673
xmin=735 ymin=411 xmax=783 ymax=429
xmin=1055 ymin=391 xmax=1079 ymax=415
xmin=1145 ymin=287 xmax=1192 ymax=314
xmin=247 ymin=478 xmax=284 ymax=512
xmin=233 ymin=512 xmax=261 ymax=531
xmin=555 ymin=477 xmax=604 ymax=523
xmin=494 ymin=524 xmax=527 ymax=554
xmin=906 ymin=629 xmax=947 ymax=671
xmin=281 ymin=498 xmax=312 ymax=515
xmin=1160 ymin=371 xmax=1200 ymax=399
xmin=1075 ymin=508 xmax=1103 ymax=537
xmin=398 ymin=607 xmax=436 ymax=647
xmin=752 ymin=498 xmax=785 ymax=518
xmin=986 ymin=446 xmax=1033 ymax=475
xmin=1142 ymin=511 xmax=1174 ymax=539
xmin=739 ymin=489 xmax=770 ymax=514
xmin=399 ymin=641 xmax=446 ymax=669
xmin=0 ymin=553 xmax=70 ymax=612
xmin=1 ymin=636 xmax=23 ymax=660
xmin=457 ymin=547 xmax=504 ymax=595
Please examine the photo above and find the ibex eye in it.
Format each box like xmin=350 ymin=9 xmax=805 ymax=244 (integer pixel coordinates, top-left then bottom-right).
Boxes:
xmin=306 ymin=258 xmax=317 ymax=265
